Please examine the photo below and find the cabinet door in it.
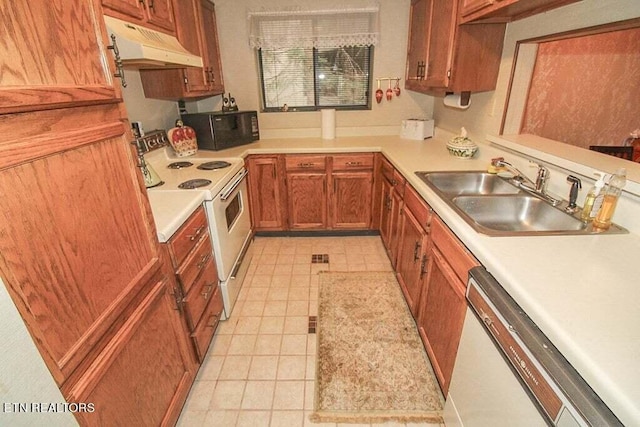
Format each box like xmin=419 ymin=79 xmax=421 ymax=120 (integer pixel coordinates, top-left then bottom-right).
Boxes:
xmin=0 ymin=0 xmax=120 ymax=114
xmin=396 ymin=207 xmax=428 ymax=316
xmin=379 ymin=177 xmax=393 ymax=247
xmin=145 ymin=0 xmax=175 ymax=33
xmin=200 ymin=0 xmax=224 ymax=94
xmin=287 ymin=173 xmax=327 ymax=229
xmin=66 ymin=277 xmax=195 ymax=426
xmin=331 ymin=171 xmax=373 ymax=229
xmin=405 ymin=0 xmax=431 ymax=86
xmin=102 ymin=0 xmax=145 ymax=22
xmin=423 ymin=0 xmax=457 ymax=88
xmin=388 ymin=187 xmax=404 ymax=268
xmin=247 ymin=156 xmax=287 ymax=230
xmin=417 ymin=246 xmax=467 ymax=395
xmin=177 ymin=0 xmax=209 ymax=93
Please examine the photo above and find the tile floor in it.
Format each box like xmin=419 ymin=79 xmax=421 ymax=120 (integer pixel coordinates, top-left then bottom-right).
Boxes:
xmin=177 ymin=235 xmax=443 ymax=427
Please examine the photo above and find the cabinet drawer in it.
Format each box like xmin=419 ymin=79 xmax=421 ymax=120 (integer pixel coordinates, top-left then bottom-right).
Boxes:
xmin=168 ymin=207 xmax=208 ymax=266
xmin=192 ymin=286 xmax=224 ymax=362
xmin=183 ymin=256 xmax=219 ymax=330
xmin=381 ymin=157 xmax=394 ymax=182
xmin=333 ymin=153 xmax=374 ymax=171
xmin=404 ymin=185 xmax=432 ymax=232
xmin=176 ymin=233 xmax=213 ymax=295
xmin=431 ymin=216 xmax=479 ymax=283
xmin=285 ymin=155 xmax=326 ymax=171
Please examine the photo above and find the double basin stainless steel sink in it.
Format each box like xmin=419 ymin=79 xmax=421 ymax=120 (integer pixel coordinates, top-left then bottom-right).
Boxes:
xmin=415 ymin=171 xmax=627 ymax=236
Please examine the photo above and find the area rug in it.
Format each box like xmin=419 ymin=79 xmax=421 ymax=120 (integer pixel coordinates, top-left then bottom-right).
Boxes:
xmin=311 ymin=271 xmax=444 ymax=424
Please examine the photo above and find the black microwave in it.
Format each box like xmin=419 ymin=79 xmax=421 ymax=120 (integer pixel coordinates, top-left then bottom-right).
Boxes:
xmin=180 ymin=110 xmax=259 ymax=151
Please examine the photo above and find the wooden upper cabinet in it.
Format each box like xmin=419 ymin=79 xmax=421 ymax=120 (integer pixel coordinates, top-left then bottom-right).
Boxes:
xmin=460 ymin=0 xmax=581 ymax=24
xmin=140 ymin=0 xmax=225 ymax=99
xmin=0 ymin=0 xmax=119 ymax=115
xmin=405 ymin=0 xmax=506 ymax=94
xmin=102 ymin=0 xmax=176 ymax=34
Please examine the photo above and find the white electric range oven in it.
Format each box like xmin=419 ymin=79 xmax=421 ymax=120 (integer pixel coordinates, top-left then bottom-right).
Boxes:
xmin=144 ymin=144 xmax=252 ymax=320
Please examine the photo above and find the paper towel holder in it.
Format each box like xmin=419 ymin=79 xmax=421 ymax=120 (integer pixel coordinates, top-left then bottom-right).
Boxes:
xmin=444 ymin=91 xmax=471 ymax=109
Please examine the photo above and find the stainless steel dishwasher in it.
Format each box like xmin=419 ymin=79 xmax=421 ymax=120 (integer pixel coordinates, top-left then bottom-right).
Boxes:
xmin=444 ymin=266 xmax=622 ymax=427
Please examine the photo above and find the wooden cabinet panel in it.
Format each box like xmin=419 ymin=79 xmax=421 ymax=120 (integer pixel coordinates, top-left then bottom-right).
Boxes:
xmin=379 ymin=177 xmax=394 ymax=247
xmin=378 ymin=156 xmax=406 ymax=267
xmin=183 ymin=256 xmax=219 ymax=330
xmin=0 ymin=0 xmax=119 ymax=114
xmin=423 ymin=0 xmax=456 ymax=88
xmin=285 ymin=155 xmax=326 ymax=171
xmin=396 ymin=207 xmax=428 ymax=316
xmin=67 ymin=277 xmax=194 ymax=427
xmin=103 ymin=0 xmax=176 ymax=34
xmin=168 ymin=206 xmax=208 ymax=266
xmin=431 ymin=216 xmax=478 ymax=284
xmin=192 ymin=285 xmax=224 ymax=361
xmin=330 ymin=171 xmax=373 ymax=229
xmin=417 ymin=246 xmax=467 ymax=396
xmin=0 ymin=114 xmax=162 ymax=383
xmin=406 ymin=0 xmax=431 ymax=83
xmin=287 ymin=173 xmax=328 ymax=229
xmin=200 ymin=0 xmax=224 ymax=94
xmin=246 ymin=155 xmax=287 ymax=231
xmin=332 ymin=153 xmax=374 ymax=170
xmin=176 ymin=233 xmax=214 ymax=296
xmin=460 ymin=0 xmax=580 ymax=24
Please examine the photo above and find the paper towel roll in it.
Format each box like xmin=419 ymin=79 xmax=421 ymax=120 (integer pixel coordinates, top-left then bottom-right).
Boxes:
xmin=443 ymin=93 xmax=471 ymax=110
xmin=321 ymin=109 xmax=336 ymax=139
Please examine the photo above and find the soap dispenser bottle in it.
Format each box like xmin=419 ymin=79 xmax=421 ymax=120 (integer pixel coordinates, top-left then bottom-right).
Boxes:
xmin=593 ymin=168 xmax=626 ymax=231
xmin=581 ymin=172 xmax=606 ymax=222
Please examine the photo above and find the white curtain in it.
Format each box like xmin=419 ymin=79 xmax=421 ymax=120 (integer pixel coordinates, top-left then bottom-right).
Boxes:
xmin=248 ymin=6 xmax=380 ymax=49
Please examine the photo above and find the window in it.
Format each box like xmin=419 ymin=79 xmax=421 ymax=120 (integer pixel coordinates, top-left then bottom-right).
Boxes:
xmin=248 ymin=6 xmax=379 ymax=112
xmin=259 ymin=46 xmax=373 ymax=111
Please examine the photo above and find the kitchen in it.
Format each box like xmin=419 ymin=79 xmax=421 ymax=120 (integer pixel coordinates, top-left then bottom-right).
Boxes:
xmin=1 ymin=0 xmax=639 ymax=426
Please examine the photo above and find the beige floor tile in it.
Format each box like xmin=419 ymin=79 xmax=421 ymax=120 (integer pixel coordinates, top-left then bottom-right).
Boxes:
xmin=273 ymin=264 xmax=294 ymax=275
xmin=254 ymin=335 xmax=282 ymax=355
xmin=304 ymin=380 xmax=315 ymax=410
xmin=306 ymin=355 xmax=316 ymax=380
xmin=209 ymin=334 xmax=232 ymax=356
xmin=259 ymin=253 xmax=278 ymax=264
xmin=250 ymin=274 xmax=272 ymax=287
xmin=255 ymin=264 xmax=276 ymax=275
xmin=248 ymin=355 xmax=279 ymax=380
xmin=310 ymin=264 xmax=329 ymax=275
xmin=279 ymin=244 xmax=297 ymax=255
xmin=218 ymin=355 xmax=252 ymax=380
xmin=306 ymin=335 xmax=317 ymax=355
xmin=271 ymin=410 xmax=305 ymax=427
xmin=280 ymin=334 xmax=308 ymax=355
xmin=236 ymin=410 xmax=271 ymax=427
xmin=245 ymin=287 xmax=269 ymax=302
xmin=202 ymin=410 xmax=238 ymax=427
xmin=290 ymin=274 xmax=311 ymax=287
xmin=267 ymin=287 xmax=290 ymax=301
xmin=259 ymin=316 xmax=285 ymax=334
xmin=183 ymin=380 xmax=216 ymax=412
xmin=295 ymin=244 xmax=313 ymax=254
xmin=366 ymin=262 xmax=393 ymax=272
xmin=263 ymin=300 xmax=288 ymax=316
xmin=288 ymin=288 xmax=310 ymax=301
xmin=277 ymin=355 xmax=307 ymax=380
xmin=176 ymin=409 xmax=206 ymax=427
xmin=272 ymin=380 xmax=305 ymax=410
xmin=286 ymin=300 xmax=309 ymax=316
xmin=215 ymin=317 xmax=237 ymax=335
xmin=293 ymin=254 xmax=311 ymax=264
xmin=196 ymin=355 xmax=224 ymax=381
xmin=309 ymin=301 xmax=318 ymax=316
xmin=247 ymin=263 xmax=258 ymax=275
xmin=209 ymin=381 xmax=246 ymax=410
xmin=284 ymin=316 xmax=308 ymax=334
xmin=348 ymin=264 xmax=368 ymax=272
xmin=241 ymin=380 xmax=275 ymax=409
xmin=271 ymin=275 xmax=292 ymax=287
xmin=329 ymin=262 xmax=349 ymax=272
xmin=239 ymin=301 xmax=265 ymax=317
xmin=292 ymin=264 xmax=312 ymax=274
xmin=233 ymin=317 xmax=262 ymax=335
xmin=328 ymin=253 xmax=347 ymax=264
xmin=227 ymin=335 xmax=257 ymax=355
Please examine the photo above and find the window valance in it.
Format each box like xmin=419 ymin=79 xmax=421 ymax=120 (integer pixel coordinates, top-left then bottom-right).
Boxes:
xmin=248 ymin=6 xmax=380 ymax=50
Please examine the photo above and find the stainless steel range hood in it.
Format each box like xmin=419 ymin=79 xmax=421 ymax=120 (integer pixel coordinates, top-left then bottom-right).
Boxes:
xmin=104 ymin=16 xmax=203 ymax=69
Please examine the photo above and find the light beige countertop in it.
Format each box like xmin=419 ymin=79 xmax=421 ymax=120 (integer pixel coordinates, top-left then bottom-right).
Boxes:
xmin=147 ymin=190 xmax=206 ymax=242
xmin=148 ymin=133 xmax=640 ymax=425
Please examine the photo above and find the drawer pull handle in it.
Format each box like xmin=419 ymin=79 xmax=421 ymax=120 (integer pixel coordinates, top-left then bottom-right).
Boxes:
xmin=201 ymin=283 xmax=214 ymax=300
xmin=207 ymin=313 xmax=220 ymax=328
xmin=345 ymin=161 xmax=363 ymax=166
xmin=419 ymin=254 xmax=428 ymax=279
xmin=413 ymin=241 xmax=421 ymax=261
xmin=197 ymin=253 xmax=210 ymax=269
xmin=297 ymin=162 xmax=316 ymax=168
xmin=188 ymin=225 xmax=206 ymax=241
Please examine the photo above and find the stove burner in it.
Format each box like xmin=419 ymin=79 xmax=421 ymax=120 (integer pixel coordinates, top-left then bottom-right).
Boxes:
xmin=178 ymin=179 xmax=212 ymax=189
xmin=197 ymin=160 xmax=232 ymax=170
xmin=167 ymin=161 xmax=194 ymax=169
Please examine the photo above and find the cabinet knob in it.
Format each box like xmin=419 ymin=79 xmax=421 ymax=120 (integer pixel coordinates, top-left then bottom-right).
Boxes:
xmin=197 ymin=253 xmax=210 ymax=269
xmin=201 ymin=283 xmax=214 ymax=300
xmin=188 ymin=225 xmax=206 ymax=241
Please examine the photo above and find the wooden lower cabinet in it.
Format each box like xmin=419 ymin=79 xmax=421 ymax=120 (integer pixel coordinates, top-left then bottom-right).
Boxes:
xmin=66 ymin=275 xmax=195 ymax=427
xmin=378 ymin=156 xmax=406 ymax=267
xmin=246 ymin=155 xmax=287 ymax=231
xmin=417 ymin=216 xmax=479 ymax=395
xmin=287 ymin=172 xmax=328 ymax=229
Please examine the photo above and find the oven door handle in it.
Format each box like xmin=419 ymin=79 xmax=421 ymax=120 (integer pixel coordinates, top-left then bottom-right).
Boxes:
xmin=220 ymin=169 xmax=248 ymax=201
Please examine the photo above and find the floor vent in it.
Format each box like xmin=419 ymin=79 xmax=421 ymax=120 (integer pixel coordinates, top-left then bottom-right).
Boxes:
xmin=311 ymin=254 xmax=329 ymax=264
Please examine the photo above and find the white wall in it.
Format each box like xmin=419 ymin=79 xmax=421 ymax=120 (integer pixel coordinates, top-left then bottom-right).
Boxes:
xmin=434 ymin=0 xmax=640 ymax=143
xmin=123 ymin=0 xmax=435 ymax=138
xmin=0 ymin=279 xmax=78 ymax=427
